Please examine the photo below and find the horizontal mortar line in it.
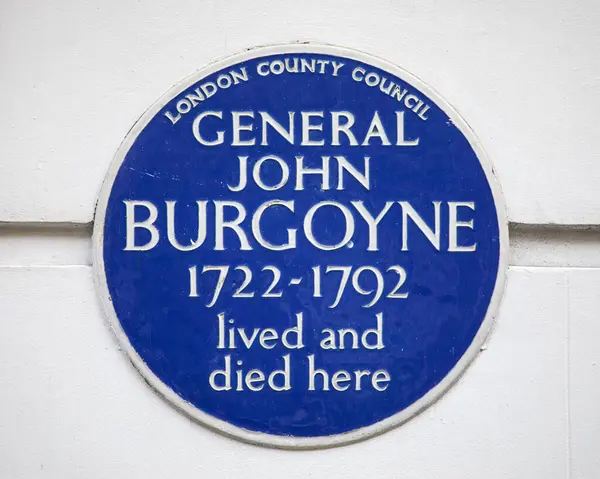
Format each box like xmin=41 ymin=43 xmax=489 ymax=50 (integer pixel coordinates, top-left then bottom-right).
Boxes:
xmin=508 ymin=265 xmax=600 ymax=271
xmin=509 ymin=223 xmax=600 ymax=268
xmin=0 ymin=222 xmax=599 ymax=268
xmin=0 ymin=265 xmax=92 ymax=270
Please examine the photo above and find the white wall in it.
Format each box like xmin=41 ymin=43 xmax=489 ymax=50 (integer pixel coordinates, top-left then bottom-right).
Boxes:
xmin=1 ymin=0 xmax=599 ymax=477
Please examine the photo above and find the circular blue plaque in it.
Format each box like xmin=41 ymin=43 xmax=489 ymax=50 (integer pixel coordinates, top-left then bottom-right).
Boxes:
xmin=93 ymin=44 xmax=508 ymax=448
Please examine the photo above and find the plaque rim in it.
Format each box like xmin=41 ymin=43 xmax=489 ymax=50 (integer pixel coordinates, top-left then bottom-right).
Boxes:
xmin=92 ymin=42 xmax=509 ymax=449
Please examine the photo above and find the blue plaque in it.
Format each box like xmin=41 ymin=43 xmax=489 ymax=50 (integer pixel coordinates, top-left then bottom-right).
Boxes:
xmin=93 ymin=44 xmax=508 ymax=448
